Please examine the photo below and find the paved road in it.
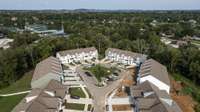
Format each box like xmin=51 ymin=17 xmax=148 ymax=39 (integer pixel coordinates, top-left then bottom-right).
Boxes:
xmin=0 ymin=90 xmax=31 ymax=97
xmin=76 ymin=66 xmax=130 ymax=112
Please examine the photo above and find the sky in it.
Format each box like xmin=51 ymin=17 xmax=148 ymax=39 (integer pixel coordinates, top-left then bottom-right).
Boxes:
xmin=0 ymin=0 xmax=200 ymax=10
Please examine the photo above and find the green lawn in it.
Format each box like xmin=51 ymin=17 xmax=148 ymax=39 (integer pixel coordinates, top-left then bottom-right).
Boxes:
xmin=86 ymin=64 xmax=115 ymax=81
xmin=0 ymin=94 xmax=27 ymax=112
xmin=0 ymin=71 xmax=33 ymax=94
xmin=69 ymin=87 xmax=86 ymax=98
xmin=65 ymin=103 xmax=85 ymax=110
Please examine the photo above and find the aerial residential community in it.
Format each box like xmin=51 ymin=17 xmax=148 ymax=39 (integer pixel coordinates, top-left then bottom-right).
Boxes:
xmin=0 ymin=1 xmax=200 ymax=112
xmin=10 ymin=47 xmax=182 ymax=112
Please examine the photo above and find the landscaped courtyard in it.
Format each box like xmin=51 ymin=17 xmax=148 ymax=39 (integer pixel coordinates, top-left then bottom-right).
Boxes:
xmin=85 ymin=64 xmax=117 ymax=82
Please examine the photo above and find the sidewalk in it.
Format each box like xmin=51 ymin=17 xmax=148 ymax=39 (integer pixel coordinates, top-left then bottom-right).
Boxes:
xmin=0 ymin=90 xmax=31 ymax=97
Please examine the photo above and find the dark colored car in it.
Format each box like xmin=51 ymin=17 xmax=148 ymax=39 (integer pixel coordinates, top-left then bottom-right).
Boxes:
xmin=85 ymin=72 xmax=92 ymax=77
xmin=70 ymin=95 xmax=80 ymax=99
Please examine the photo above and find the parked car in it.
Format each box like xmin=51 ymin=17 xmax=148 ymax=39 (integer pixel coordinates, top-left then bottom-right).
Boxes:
xmin=85 ymin=71 xmax=92 ymax=77
xmin=70 ymin=95 xmax=80 ymax=99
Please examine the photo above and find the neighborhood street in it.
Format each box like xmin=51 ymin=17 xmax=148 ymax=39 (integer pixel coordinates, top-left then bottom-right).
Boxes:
xmin=76 ymin=66 xmax=130 ymax=112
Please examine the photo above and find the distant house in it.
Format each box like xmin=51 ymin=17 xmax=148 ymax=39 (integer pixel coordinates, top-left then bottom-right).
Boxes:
xmin=0 ymin=38 xmax=14 ymax=49
xmin=25 ymin=24 xmax=66 ymax=37
xmin=0 ymin=32 xmax=4 ymax=38
xmin=105 ymin=48 xmax=147 ymax=66
xmin=131 ymin=81 xmax=182 ymax=112
xmin=31 ymin=56 xmax=63 ymax=89
xmin=160 ymin=37 xmax=172 ymax=45
xmin=13 ymin=80 xmax=68 ymax=112
xmin=56 ymin=47 xmax=98 ymax=64
xmin=137 ymin=59 xmax=170 ymax=93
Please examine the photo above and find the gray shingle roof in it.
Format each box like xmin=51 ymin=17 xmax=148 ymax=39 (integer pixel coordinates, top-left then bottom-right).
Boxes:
xmin=139 ymin=59 xmax=170 ymax=86
xmin=12 ymin=80 xmax=68 ymax=112
xmin=131 ymin=81 xmax=182 ymax=112
xmin=45 ymin=80 xmax=68 ymax=99
xmin=32 ymin=56 xmax=62 ymax=82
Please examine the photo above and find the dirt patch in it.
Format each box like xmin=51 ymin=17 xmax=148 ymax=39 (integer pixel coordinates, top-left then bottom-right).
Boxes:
xmin=171 ymin=93 xmax=196 ymax=112
xmin=112 ymin=104 xmax=132 ymax=111
xmin=115 ymin=88 xmax=127 ymax=97
xmin=170 ymin=77 xmax=197 ymax=112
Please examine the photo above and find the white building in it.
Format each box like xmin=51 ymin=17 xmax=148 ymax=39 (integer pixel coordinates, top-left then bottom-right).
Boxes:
xmin=137 ymin=59 xmax=170 ymax=93
xmin=56 ymin=47 xmax=98 ymax=64
xmin=0 ymin=38 xmax=14 ymax=49
xmin=160 ymin=37 xmax=172 ymax=45
xmin=25 ymin=24 xmax=65 ymax=37
xmin=105 ymin=48 xmax=147 ymax=66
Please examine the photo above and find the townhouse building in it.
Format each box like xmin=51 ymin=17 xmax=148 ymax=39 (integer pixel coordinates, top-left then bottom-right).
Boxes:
xmin=137 ymin=59 xmax=170 ymax=93
xmin=13 ymin=80 xmax=68 ymax=112
xmin=105 ymin=48 xmax=147 ymax=66
xmin=131 ymin=81 xmax=182 ymax=112
xmin=56 ymin=47 xmax=98 ymax=64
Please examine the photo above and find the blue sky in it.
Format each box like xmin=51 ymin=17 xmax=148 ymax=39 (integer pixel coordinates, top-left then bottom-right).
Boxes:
xmin=0 ymin=0 xmax=200 ymax=10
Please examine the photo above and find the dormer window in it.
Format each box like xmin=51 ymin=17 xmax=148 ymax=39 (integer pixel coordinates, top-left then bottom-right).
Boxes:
xmin=142 ymin=91 xmax=154 ymax=97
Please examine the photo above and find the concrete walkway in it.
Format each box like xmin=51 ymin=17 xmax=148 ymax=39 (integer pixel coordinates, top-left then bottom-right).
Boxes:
xmin=109 ymin=97 xmax=133 ymax=105
xmin=80 ymin=85 xmax=90 ymax=111
xmin=107 ymin=90 xmax=117 ymax=112
xmin=0 ymin=90 xmax=31 ymax=97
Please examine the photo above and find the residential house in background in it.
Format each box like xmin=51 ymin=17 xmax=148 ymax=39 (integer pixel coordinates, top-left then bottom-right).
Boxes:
xmin=13 ymin=80 xmax=68 ymax=112
xmin=31 ymin=56 xmax=63 ymax=89
xmin=137 ymin=59 xmax=170 ymax=93
xmin=56 ymin=47 xmax=98 ymax=64
xmin=0 ymin=32 xmax=4 ymax=38
xmin=0 ymin=38 xmax=14 ymax=49
xmin=105 ymin=48 xmax=147 ymax=66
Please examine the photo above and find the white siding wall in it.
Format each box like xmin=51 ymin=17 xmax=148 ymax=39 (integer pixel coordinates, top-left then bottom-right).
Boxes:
xmin=106 ymin=51 xmax=138 ymax=65
xmin=139 ymin=75 xmax=170 ymax=93
xmin=57 ymin=50 xmax=98 ymax=64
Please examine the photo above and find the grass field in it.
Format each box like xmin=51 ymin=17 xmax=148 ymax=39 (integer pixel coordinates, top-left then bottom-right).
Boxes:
xmin=69 ymin=87 xmax=86 ymax=98
xmin=0 ymin=71 xmax=33 ymax=94
xmin=65 ymin=103 xmax=85 ymax=110
xmin=0 ymin=94 xmax=27 ymax=112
